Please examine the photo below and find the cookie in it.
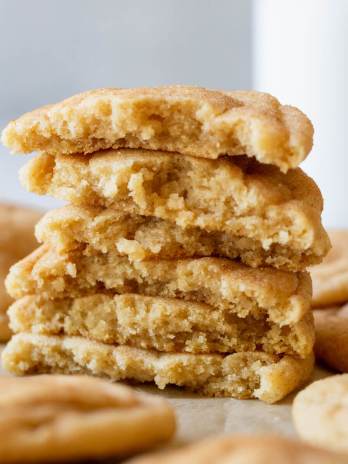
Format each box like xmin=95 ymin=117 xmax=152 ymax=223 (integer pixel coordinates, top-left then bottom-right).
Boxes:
xmin=6 ymin=245 xmax=312 ymax=325
xmin=293 ymin=374 xmax=348 ymax=453
xmin=2 ymin=333 xmax=314 ymax=403
xmin=311 ymin=229 xmax=348 ymax=307
xmin=128 ymin=434 xmax=348 ymax=464
xmin=314 ymin=304 xmax=348 ymax=372
xmin=8 ymin=293 xmax=314 ymax=358
xmin=20 ymin=150 xmax=329 ymax=269
xmin=1 ymin=86 xmax=313 ymax=172
xmin=0 ymin=202 xmax=41 ymax=341
xmin=0 ymin=374 xmax=175 ymax=462
xmin=36 ymin=205 xmax=323 ymax=271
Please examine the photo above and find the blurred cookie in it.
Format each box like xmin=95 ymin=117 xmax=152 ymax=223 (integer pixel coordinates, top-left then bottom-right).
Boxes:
xmin=128 ymin=434 xmax=348 ymax=463
xmin=1 ymin=86 xmax=313 ymax=172
xmin=312 ymin=230 xmax=348 ymax=307
xmin=0 ymin=202 xmax=41 ymax=341
xmin=22 ymin=150 xmax=329 ymax=271
xmin=293 ymin=375 xmax=348 ymax=453
xmin=0 ymin=374 xmax=175 ymax=462
xmin=314 ymin=304 xmax=348 ymax=372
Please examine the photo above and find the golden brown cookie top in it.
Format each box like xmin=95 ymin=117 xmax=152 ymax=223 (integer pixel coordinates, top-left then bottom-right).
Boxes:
xmin=129 ymin=434 xmax=348 ymax=463
xmin=1 ymin=86 xmax=313 ymax=172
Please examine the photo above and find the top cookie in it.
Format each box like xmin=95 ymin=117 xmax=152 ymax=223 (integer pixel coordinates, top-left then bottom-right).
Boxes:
xmin=1 ymin=86 xmax=313 ymax=172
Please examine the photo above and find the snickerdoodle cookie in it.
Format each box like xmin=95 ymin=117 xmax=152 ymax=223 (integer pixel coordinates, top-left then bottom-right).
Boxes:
xmin=128 ymin=434 xmax=348 ymax=464
xmin=1 ymin=86 xmax=313 ymax=172
xmin=8 ymin=293 xmax=314 ymax=358
xmin=20 ymin=150 xmax=329 ymax=270
xmin=312 ymin=230 xmax=348 ymax=307
xmin=2 ymin=333 xmax=314 ymax=403
xmin=314 ymin=304 xmax=348 ymax=372
xmin=0 ymin=202 xmax=41 ymax=341
xmin=293 ymin=375 xmax=348 ymax=453
xmin=6 ymin=245 xmax=312 ymax=325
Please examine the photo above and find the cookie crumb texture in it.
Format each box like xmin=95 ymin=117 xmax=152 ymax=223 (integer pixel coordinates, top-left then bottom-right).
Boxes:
xmin=9 ymin=294 xmax=314 ymax=358
xmin=21 ymin=150 xmax=329 ymax=269
xmin=2 ymin=333 xmax=314 ymax=404
xmin=0 ymin=374 xmax=175 ymax=463
xmin=1 ymin=86 xmax=313 ymax=172
xmin=6 ymin=246 xmax=312 ymax=325
xmin=293 ymin=374 xmax=348 ymax=453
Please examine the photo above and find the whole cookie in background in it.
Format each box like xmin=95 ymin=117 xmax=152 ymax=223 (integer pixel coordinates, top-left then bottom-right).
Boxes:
xmin=314 ymin=304 xmax=348 ymax=372
xmin=0 ymin=202 xmax=42 ymax=341
xmin=128 ymin=434 xmax=348 ymax=464
xmin=293 ymin=375 xmax=348 ymax=453
xmin=311 ymin=230 xmax=348 ymax=307
xmin=0 ymin=375 xmax=175 ymax=463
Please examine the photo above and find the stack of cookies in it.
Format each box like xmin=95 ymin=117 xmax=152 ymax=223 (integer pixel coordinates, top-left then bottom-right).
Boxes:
xmin=1 ymin=87 xmax=330 ymax=403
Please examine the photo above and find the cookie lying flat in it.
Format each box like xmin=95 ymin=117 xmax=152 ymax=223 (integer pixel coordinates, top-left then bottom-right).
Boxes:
xmin=1 ymin=86 xmax=313 ymax=172
xmin=0 ymin=202 xmax=41 ymax=341
xmin=21 ymin=150 xmax=329 ymax=270
xmin=311 ymin=229 xmax=348 ymax=307
xmin=2 ymin=333 xmax=314 ymax=403
xmin=36 ymin=205 xmax=323 ymax=271
xmin=8 ymin=294 xmax=314 ymax=358
xmin=6 ymin=245 xmax=312 ymax=325
xmin=128 ymin=434 xmax=348 ymax=464
xmin=314 ymin=304 xmax=348 ymax=372
xmin=0 ymin=374 xmax=175 ymax=463
xmin=293 ymin=375 xmax=348 ymax=453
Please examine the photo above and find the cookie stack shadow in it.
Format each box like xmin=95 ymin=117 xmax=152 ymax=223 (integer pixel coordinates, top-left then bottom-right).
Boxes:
xmin=1 ymin=87 xmax=330 ymax=403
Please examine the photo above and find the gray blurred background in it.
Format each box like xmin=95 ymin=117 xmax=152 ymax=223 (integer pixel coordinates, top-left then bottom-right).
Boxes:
xmin=0 ymin=0 xmax=347 ymax=225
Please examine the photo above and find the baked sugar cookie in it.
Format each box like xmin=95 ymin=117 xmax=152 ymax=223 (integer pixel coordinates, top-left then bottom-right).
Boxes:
xmin=0 ymin=374 xmax=175 ymax=462
xmin=1 ymin=86 xmax=313 ymax=172
xmin=8 ymin=293 xmax=315 ymax=358
xmin=312 ymin=230 xmax=348 ymax=307
xmin=36 ymin=205 xmax=324 ymax=271
xmin=293 ymin=375 xmax=348 ymax=453
xmin=21 ymin=150 xmax=329 ymax=270
xmin=0 ymin=202 xmax=41 ymax=341
xmin=2 ymin=333 xmax=314 ymax=403
xmin=314 ymin=304 xmax=348 ymax=372
xmin=6 ymin=245 xmax=312 ymax=325
xmin=129 ymin=434 xmax=348 ymax=464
